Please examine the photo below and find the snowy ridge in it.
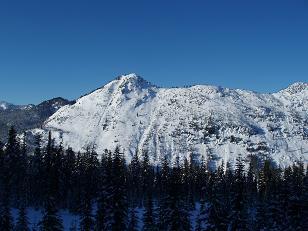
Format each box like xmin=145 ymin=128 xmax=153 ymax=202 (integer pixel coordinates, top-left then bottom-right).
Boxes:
xmin=0 ymin=101 xmax=25 ymax=110
xmin=28 ymin=74 xmax=308 ymax=167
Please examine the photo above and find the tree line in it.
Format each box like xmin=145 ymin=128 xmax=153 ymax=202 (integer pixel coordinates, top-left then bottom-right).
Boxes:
xmin=0 ymin=127 xmax=307 ymax=230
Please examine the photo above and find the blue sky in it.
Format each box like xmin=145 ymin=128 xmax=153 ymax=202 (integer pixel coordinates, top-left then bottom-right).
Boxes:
xmin=0 ymin=0 xmax=307 ymax=104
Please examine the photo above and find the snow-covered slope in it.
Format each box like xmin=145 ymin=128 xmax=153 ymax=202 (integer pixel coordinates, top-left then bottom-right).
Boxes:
xmin=29 ymin=74 xmax=308 ymax=167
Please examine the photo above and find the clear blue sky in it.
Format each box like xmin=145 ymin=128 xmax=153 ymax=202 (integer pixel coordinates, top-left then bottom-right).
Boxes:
xmin=0 ymin=0 xmax=307 ymax=104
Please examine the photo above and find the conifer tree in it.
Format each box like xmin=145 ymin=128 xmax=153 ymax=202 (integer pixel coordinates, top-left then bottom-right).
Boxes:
xmin=29 ymin=134 xmax=44 ymax=207
xmin=165 ymin=158 xmax=190 ymax=231
xmin=95 ymin=150 xmax=109 ymax=231
xmin=79 ymin=197 xmax=94 ymax=231
xmin=79 ymin=147 xmax=98 ymax=231
xmin=143 ymin=192 xmax=156 ymax=231
xmin=157 ymin=155 xmax=170 ymax=230
xmin=229 ymin=154 xmax=247 ymax=231
xmin=42 ymin=132 xmax=58 ymax=201
xmin=71 ymin=151 xmax=83 ymax=213
xmin=302 ymin=165 xmax=308 ymax=229
xmin=129 ymin=151 xmax=141 ymax=207
xmin=39 ymin=197 xmax=63 ymax=231
xmin=0 ymin=199 xmax=13 ymax=231
xmin=183 ymin=156 xmax=194 ymax=209
xmin=246 ymin=156 xmax=258 ymax=201
xmin=4 ymin=127 xmax=21 ymax=203
xmin=15 ymin=204 xmax=30 ymax=231
xmin=196 ymin=199 xmax=207 ymax=231
xmin=286 ymin=162 xmax=305 ymax=230
xmin=0 ymin=140 xmax=4 ymax=206
xmin=0 ymin=139 xmax=4 ymax=178
xmin=141 ymin=151 xmax=153 ymax=205
xmin=101 ymin=150 xmax=114 ymax=230
xmin=127 ymin=207 xmax=139 ymax=231
xmin=0 ymin=127 xmax=18 ymax=231
xmin=197 ymin=155 xmax=208 ymax=201
xmin=159 ymin=155 xmax=170 ymax=197
xmin=61 ymin=147 xmax=76 ymax=209
xmin=206 ymin=163 xmax=229 ymax=231
xmin=0 ymin=124 xmax=305 ymax=231
xmin=14 ymin=133 xmax=29 ymax=205
xmin=246 ymin=156 xmax=258 ymax=230
xmin=111 ymin=146 xmax=128 ymax=231
xmin=69 ymin=220 xmax=78 ymax=231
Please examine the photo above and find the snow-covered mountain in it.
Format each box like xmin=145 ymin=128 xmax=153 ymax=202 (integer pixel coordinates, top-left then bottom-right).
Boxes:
xmin=28 ymin=74 xmax=307 ymax=167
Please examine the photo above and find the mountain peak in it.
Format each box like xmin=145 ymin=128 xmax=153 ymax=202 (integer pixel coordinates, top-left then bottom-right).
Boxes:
xmin=280 ymin=82 xmax=307 ymax=95
xmin=116 ymin=73 xmax=140 ymax=81
xmin=37 ymin=97 xmax=74 ymax=111
xmin=115 ymin=73 xmax=156 ymax=90
xmin=116 ymin=73 xmax=149 ymax=84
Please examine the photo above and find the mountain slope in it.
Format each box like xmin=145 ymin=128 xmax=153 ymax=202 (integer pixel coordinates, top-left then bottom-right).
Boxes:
xmin=0 ymin=98 xmax=74 ymax=142
xmin=28 ymin=74 xmax=307 ymax=167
